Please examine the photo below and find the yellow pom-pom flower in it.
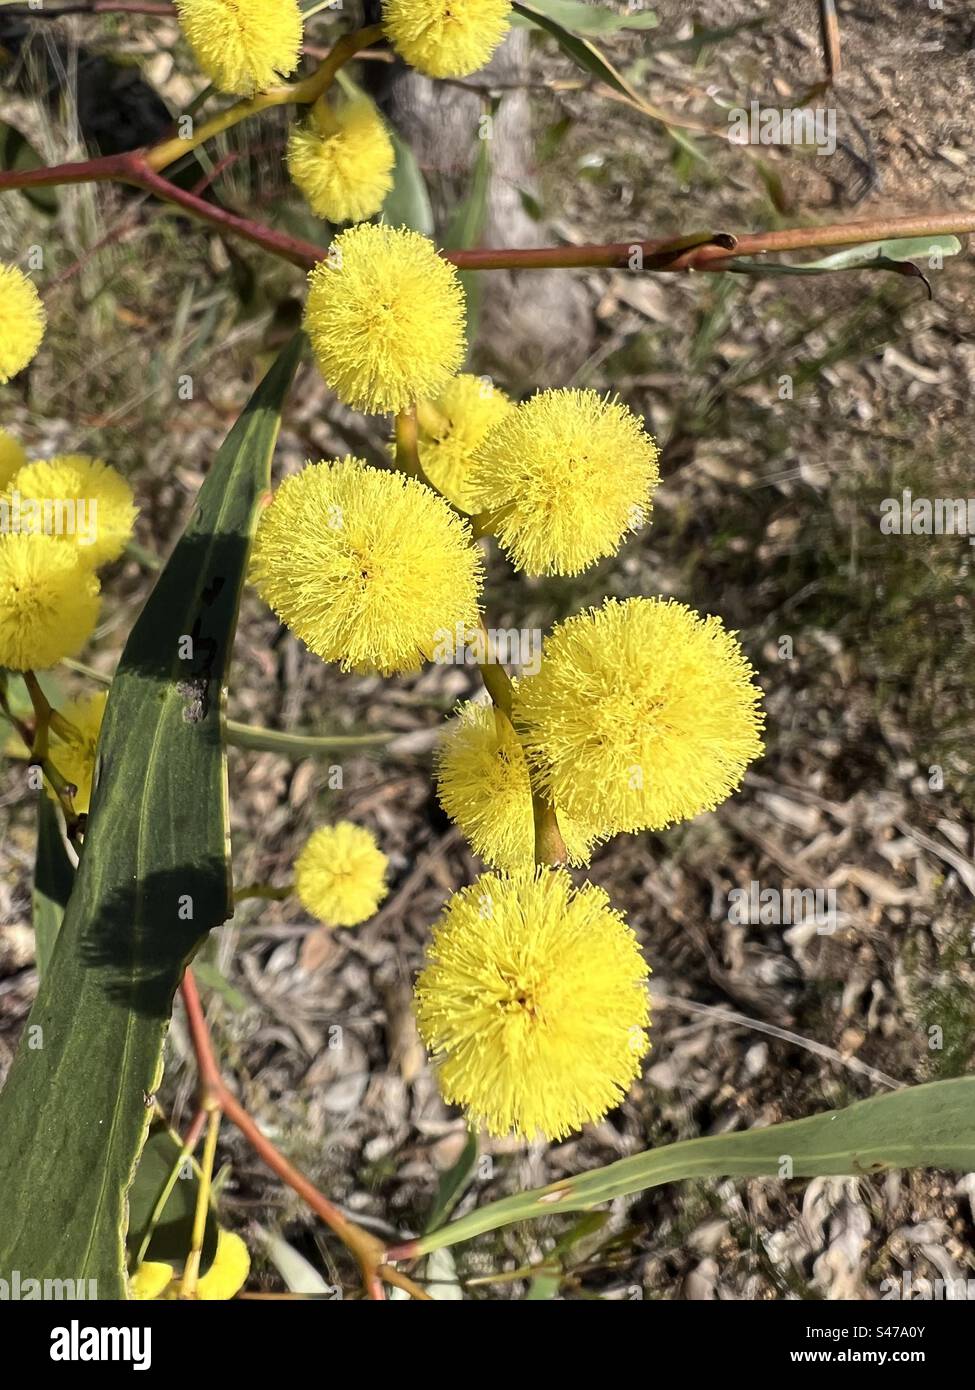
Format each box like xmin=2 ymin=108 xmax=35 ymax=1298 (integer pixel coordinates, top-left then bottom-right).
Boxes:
xmin=12 ymin=455 xmax=137 ymax=569
xmin=304 ymin=223 xmax=466 ymax=414
xmin=0 ymin=264 xmax=46 ymax=385
xmin=468 ymin=388 xmax=660 ymax=576
xmin=416 ymin=375 xmax=513 ymax=513
xmin=45 ymin=690 xmax=107 ymax=816
xmin=287 ymin=95 xmax=395 ymax=224
xmin=295 ymin=821 xmax=389 ymax=927
xmin=383 ymin=0 xmax=512 ymax=78
xmin=415 ymin=867 xmax=650 ymax=1140
xmin=0 ymin=534 xmax=100 ymax=670
xmin=515 ymin=597 xmax=765 ymax=835
xmin=251 ymin=457 xmax=482 ymax=674
xmin=174 ymin=0 xmax=302 ymax=95
xmin=0 ymin=431 xmax=27 ymax=488
xmin=436 ymin=700 xmax=603 ymax=872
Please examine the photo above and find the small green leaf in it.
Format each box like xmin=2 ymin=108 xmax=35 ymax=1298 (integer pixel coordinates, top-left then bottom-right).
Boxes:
xmin=32 ymin=797 xmax=75 ymax=982
xmin=127 ymin=1125 xmax=219 ymax=1274
xmin=727 ymin=235 xmax=962 ymax=278
xmin=526 ymin=1264 xmax=562 ymax=1298
xmin=383 ymin=129 xmax=434 ymax=237
xmin=191 ymin=958 xmax=249 ymax=1013
xmin=514 ymin=1 xmax=650 ymax=106
xmin=0 ymin=122 xmax=58 ymax=214
xmin=512 ymin=0 xmax=658 ymax=34
xmin=425 ymin=1131 xmax=479 ymax=1235
xmin=514 ymin=0 xmax=696 ymax=156
xmin=445 ymin=134 xmax=493 ymax=342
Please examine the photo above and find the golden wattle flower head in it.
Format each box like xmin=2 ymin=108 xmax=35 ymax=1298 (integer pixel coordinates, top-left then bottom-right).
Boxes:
xmin=0 ymin=533 xmax=100 ymax=670
xmin=287 ymin=95 xmax=395 ymax=225
xmin=515 ymin=597 xmax=766 ymax=835
xmin=47 ymin=690 xmax=108 ymax=817
xmin=295 ymin=822 xmax=389 ymax=928
xmin=468 ymin=388 xmax=661 ymax=576
xmin=414 ymin=867 xmax=651 ymax=1141
xmin=0 ymin=264 xmax=46 ymax=385
xmin=250 ymin=457 xmax=483 ymax=675
xmin=435 ymin=699 xmax=604 ymax=872
xmin=0 ymin=431 xmax=28 ymax=488
xmin=12 ymin=455 xmax=137 ymax=569
xmin=416 ymin=374 xmax=513 ymax=513
xmin=174 ymin=0 xmax=303 ymax=95
xmin=383 ymin=0 xmax=512 ymax=78
xmin=303 ymin=223 xmax=466 ymax=415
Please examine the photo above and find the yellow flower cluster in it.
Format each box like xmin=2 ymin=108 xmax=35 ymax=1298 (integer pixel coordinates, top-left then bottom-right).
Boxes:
xmin=515 ymin=597 xmax=766 ymax=834
xmin=279 ymin=220 xmax=766 ymax=1143
xmin=0 ymin=535 xmax=100 ymax=671
xmin=295 ymin=821 xmax=389 ymax=927
xmin=175 ymin=0 xmax=303 ymax=95
xmin=416 ymin=375 xmax=513 ymax=513
xmin=46 ymin=691 xmax=107 ymax=816
xmin=11 ymin=454 xmax=137 ymax=569
xmin=468 ymin=388 xmax=661 ymax=575
xmin=0 ymin=0 xmax=775 ymax=1172
xmin=383 ymin=0 xmax=512 ymax=78
xmin=0 ymin=263 xmax=45 ymax=385
xmin=0 ymin=446 xmax=136 ymax=671
xmin=415 ymin=867 xmax=650 ymax=1141
xmin=250 ymin=457 xmax=482 ymax=674
xmin=287 ymin=96 xmax=395 ymax=225
xmin=436 ymin=699 xmax=602 ymax=872
xmin=4 ymin=689 xmax=107 ymax=814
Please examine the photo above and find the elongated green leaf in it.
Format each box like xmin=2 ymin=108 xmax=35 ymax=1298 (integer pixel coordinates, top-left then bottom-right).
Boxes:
xmin=444 ymin=137 xmax=492 ymax=253
xmin=514 ymin=1 xmax=700 ymax=158
xmin=0 ymin=335 xmax=303 ymax=1297
xmin=425 ymin=1131 xmax=479 ymax=1235
xmin=32 ymin=796 xmax=75 ymax=982
xmin=445 ymin=133 xmax=493 ymax=342
xmin=384 ymin=129 xmax=434 ymax=237
xmin=414 ymin=1078 xmax=975 ymax=1255
xmin=514 ymin=1 xmax=650 ymax=107
xmin=727 ymin=235 xmax=962 ymax=278
xmin=512 ymin=0 xmax=658 ymax=33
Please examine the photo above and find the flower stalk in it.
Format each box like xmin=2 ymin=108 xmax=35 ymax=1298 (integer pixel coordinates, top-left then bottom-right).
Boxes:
xmin=144 ymin=24 xmax=387 ymax=173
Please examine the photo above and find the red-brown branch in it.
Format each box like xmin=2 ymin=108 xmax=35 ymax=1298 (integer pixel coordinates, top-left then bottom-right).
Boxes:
xmin=179 ymin=968 xmax=430 ymax=1300
xmin=446 ymin=213 xmax=975 ymax=270
xmin=2 ymin=150 xmax=972 ymax=275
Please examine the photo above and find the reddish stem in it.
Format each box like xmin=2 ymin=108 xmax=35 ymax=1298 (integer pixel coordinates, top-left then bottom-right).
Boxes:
xmin=447 ymin=213 xmax=975 ymax=271
xmin=2 ymin=151 xmax=972 ymax=274
xmin=179 ymin=968 xmax=430 ymax=1300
